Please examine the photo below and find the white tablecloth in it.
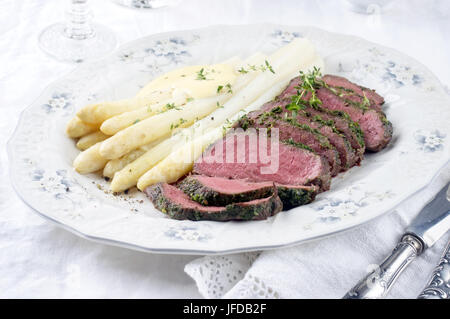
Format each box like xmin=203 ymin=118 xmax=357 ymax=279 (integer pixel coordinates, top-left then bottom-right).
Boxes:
xmin=0 ymin=0 xmax=449 ymax=298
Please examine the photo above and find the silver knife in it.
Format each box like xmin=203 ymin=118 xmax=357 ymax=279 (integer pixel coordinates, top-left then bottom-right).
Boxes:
xmin=343 ymin=182 xmax=450 ymax=299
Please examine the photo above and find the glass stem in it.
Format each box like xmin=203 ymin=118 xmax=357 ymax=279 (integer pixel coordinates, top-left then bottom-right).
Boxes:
xmin=64 ymin=0 xmax=95 ymax=40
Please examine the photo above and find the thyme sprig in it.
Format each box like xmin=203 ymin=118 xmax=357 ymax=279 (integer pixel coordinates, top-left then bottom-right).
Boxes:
xmin=217 ymin=83 xmax=233 ymax=94
xmin=196 ymin=68 xmax=207 ymax=80
xmin=170 ymin=118 xmax=187 ymax=130
xmin=287 ymin=67 xmax=324 ymax=111
xmin=264 ymin=60 xmax=275 ymax=74
xmin=237 ymin=60 xmax=276 ymax=74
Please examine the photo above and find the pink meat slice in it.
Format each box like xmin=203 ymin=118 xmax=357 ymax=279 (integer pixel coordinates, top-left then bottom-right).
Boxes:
xmin=184 ymin=175 xmax=274 ymax=195
xmin=194 ymin=131 xmax=331 ymax=191
xmin=322 ymin=74 xmax=385 ymax=110
xmin=145 ymin=183 xmax=283 ymax=221
xmin=315 ymin=87 xmax=392 ymax=151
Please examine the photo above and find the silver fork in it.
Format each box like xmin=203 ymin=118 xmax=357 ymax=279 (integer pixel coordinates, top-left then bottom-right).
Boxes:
xmin=418 ymin=239 xmax=450 ymax=299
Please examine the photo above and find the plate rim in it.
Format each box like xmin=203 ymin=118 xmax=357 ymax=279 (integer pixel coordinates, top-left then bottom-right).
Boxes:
xmin=7 ymin=23 xmax=450 ymax=255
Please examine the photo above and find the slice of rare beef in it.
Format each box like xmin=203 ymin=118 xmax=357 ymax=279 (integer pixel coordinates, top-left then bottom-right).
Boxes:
xmin=252 ymin=99 xmax=365 ymax=166
xmin=278 ymin=75 xmax=385 ymax=112
xmin=178 ymin=175 xmax=276 ymax=206
xmin=276 ymin=76 xmax=392 ymax=152
xmin=179 ymin=175 xmax=318 ymax=209
xmin=299 ymin=107 xmax=365 ymax=163
xmin=245 ymin=99 xmax=356 ymax=171
xmin=293 ymin=110 xmax=356 ymax=170
xmin=242 ymin=109 xmax=341 ymax=176
xmin=193 ymin=131 xmax=331 ymax=191
xmin=322 ymin=74 xmax=385 ymax=111
xmin=145 ymin=183 xmax=283 ymax=221
xmin=315 ymin=87 xmax=392 ymax=152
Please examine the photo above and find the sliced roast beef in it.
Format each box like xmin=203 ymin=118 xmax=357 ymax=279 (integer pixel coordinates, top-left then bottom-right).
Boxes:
xmin=293 ymin=111 xmax=356 ymax=170
xmin=241 ymin=108 xmax=341 ymax=176
xmin=276 ymin=184 xmax=318 ymax=210
xmin=145 ymin=183 xmax=282 ymax=221
xmin=194 ymin=131 xmax=331 ymax=191
xmin=179 ymin=175 xmax=318 ymax=209
xmin=279 ymin=75 xmax=385 ymax=112
xmin=315 ymin=87 xmax=392 ymax=151
xmin=276 ymin=76 xmax=306 ymax=100
xmin=300 ymin=107 xmax=365 ymax=163
xmin=322 ymin=74 xmax=385 ymax=111
xmin=276 ymin=76 xmax=392 ymax=152
xmin=246 ymin=99 xmax=357 ymax=170
xmin=253 ymin=99 xmax=365 ymax=166
xmin=178 ymin=175 xmax=275 ymax=206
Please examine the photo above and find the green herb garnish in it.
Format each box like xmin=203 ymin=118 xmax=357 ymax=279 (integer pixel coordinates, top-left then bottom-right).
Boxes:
xmin=163 ymin=103 xmax=181 ymax=111
xmin=287 ymin=67 xmax=324 ymax=110
xmin=237 ymin=67 xmax=248 ymax=74
xmin=170 ymin=118 xmax=187 ymax=130
xmin=264 ymin=60 xmax=275 ymax=74
xmin=237 ymin=61 xmax=275 ymax=74
xmin=196 ymin=68 xmax=207 ymax=80
xmin=362 ymin=93 xmax=371 ymax=108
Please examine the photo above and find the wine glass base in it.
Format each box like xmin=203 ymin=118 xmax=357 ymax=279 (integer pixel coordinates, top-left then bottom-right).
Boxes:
xmin=113 ymin=0 xmax=173 ymax=9
xmin=39 ymin=23 xmax=117 ymax=63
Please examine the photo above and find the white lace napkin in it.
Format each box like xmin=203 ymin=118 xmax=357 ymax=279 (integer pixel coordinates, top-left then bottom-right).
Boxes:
xmin=185 ymin=166 xmax=449 ymax=299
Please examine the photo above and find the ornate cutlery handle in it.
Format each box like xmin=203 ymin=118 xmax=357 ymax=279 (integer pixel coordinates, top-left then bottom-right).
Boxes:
xmin=343 ymin=235 xmax=423 ymax=299
xmin=418 ymin=240 xmax=450 ymax=299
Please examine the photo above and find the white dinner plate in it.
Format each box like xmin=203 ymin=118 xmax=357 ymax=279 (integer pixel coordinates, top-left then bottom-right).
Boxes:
xmin=8 ymin=24 xmax=450 ymax=255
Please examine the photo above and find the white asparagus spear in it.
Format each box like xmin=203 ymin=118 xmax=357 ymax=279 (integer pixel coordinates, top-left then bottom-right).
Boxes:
xmin=137 ymin=128 xmax=223 ymax=189
xmin=76 ymin=131 xmax=110 ymax=151
xmin=98 ymin=94 xmax=230 ymax=160
xmin=73 ymin=143 xmax=108 ymax=174
xmin=99 ymin=93 xmax=187 ymax=136
xmin=76 ymin=92 xmax=173 ymax=125
xmin=66 ymin=116 xmax=99 ymax=138
xmin=102 ymin=135 xmax=169 ymax=178
xmin=109 ymin=136 xmax=185 ymax=191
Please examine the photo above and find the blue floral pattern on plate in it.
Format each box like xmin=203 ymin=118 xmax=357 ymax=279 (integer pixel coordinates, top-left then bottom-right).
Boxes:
xmin=414 ymin=130 xmax=446 ymax=152
xmin=310 ymin=186 xmax=396 ymax=227
xmin=117 ymin=35 xmax=199 ymax=76
xmin=42 ymin=93 xmax=72 ymax=113
xmin=165 ymin=226 xmax=212 ymax=242
xmin=270 ymin=29 xmax=302 ymax=46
